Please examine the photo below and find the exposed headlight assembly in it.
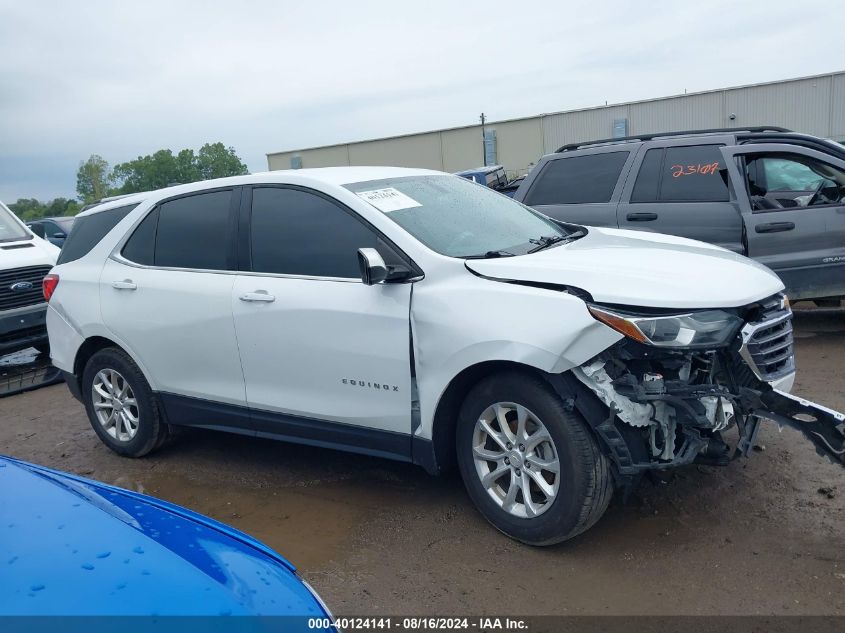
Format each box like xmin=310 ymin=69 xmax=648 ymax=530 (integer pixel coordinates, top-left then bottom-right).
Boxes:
xmin=588 ymin=305 xmax=743 ymax=349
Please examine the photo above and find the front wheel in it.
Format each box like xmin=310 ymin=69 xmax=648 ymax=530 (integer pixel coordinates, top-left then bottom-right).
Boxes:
xmin=82 ymin=347 xmax=169 ymax=457
xmin=456 ymin=371 xmax=612 ymax=546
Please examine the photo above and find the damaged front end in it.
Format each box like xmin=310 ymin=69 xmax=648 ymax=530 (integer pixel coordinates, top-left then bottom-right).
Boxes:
xmin=553 ymin=294 xmax=845 ymax=486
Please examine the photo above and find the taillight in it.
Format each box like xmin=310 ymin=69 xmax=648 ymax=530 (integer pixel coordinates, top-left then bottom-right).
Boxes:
xmin=43 ymin=274 xmax=59 ymax=302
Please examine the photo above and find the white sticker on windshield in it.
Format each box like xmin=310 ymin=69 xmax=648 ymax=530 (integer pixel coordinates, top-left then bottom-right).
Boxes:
xmin=355 ymin=188 xmax=422 ymax=213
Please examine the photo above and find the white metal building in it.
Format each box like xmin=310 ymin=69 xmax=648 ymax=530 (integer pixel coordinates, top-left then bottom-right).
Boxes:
xmin=267 ymin=71 xmax=845 ymax=179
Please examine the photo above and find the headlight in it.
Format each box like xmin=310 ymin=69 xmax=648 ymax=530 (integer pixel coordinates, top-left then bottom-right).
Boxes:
xmin=588 ymin=305 xmax=743 ymax=349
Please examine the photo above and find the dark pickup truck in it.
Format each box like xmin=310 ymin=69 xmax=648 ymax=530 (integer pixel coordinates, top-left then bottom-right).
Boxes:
xmin=513 ymin=127 xmax=845 ymax=303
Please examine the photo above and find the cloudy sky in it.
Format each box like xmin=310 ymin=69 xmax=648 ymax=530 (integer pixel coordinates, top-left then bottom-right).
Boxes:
xmin=1 ymin=0 xmax=842 ymax=201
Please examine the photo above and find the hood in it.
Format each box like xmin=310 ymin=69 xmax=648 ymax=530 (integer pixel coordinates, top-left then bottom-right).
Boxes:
xmin=0 ymin=237 xmax=59 ymax=268
xmin=0 ymin=456 xmax=327 ymax=617
xmin=466 ymin=227 xmax=784 ymax=309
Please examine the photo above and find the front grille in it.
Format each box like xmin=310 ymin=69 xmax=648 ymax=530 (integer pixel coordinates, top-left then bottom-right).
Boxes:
xmin=739 ymin=294 xmax=795 ymax=381
xmin=0 ymin=266 xmax=51 ymax=311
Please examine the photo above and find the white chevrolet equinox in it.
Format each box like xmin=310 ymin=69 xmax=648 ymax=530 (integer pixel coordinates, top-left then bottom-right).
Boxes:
xmin=46 ymin=167 xmax=844 ymax=545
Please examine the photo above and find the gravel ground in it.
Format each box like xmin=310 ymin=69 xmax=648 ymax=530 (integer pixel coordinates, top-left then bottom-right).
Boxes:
xmin=1 ymin=306 xmax=843 ymax=615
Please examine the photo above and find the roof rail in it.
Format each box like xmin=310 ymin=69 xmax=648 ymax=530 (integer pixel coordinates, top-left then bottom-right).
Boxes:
xmin=554 ymin=126 xmax=792 ymax=153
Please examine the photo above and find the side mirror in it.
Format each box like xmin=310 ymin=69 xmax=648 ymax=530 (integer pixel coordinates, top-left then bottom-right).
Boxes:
xmin=52 ymin=232 xmax=67 ymax=240
xmin=29 ymin=223 xmax=46 ymax=238
xmin=357 ymin=248 xmax=388 ymax=285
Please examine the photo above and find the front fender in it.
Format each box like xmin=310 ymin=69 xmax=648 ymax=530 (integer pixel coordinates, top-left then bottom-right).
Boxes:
xmin=410 ymin=273 xmax=622 ymax=440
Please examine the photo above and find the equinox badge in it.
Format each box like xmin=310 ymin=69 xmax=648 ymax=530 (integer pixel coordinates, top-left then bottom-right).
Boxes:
xmin=342 ymin=378 xmax=399 ymax=392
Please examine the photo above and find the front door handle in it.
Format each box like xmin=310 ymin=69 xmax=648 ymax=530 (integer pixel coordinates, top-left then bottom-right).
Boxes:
xmin=239 ymin=291 xmax=275 ymax=303
xmin=111 ymin=280 xmax=137 ymax=290
xmin=755 ymin=222 xmax=795 ymax=233
xmin=626 ymin=212 xmax=659 ymax=221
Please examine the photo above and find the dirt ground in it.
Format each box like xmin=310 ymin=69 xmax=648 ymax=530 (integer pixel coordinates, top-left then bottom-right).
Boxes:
xmin=1 ymin=306 xmax=843 ymax=616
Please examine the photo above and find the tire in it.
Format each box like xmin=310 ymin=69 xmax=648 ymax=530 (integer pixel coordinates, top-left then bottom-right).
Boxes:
xmin=81 ymin=347 xmax=168 ymax=457
xmin=456 ymin=371 xmax=612 ymax=546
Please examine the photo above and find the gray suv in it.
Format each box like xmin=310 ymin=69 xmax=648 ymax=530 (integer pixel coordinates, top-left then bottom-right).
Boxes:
xmin=513 ymin=127 xmax=845 ymax=303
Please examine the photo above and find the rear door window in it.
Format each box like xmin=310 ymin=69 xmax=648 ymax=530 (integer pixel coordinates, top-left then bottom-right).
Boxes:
xmin=57 ymin=204 xmax=138 ymax=265
xmin=630 ymin=145 xmax=728 ymax=203
xmin=120 ymin=190 xmax=236 ymax=270
xmin=155 ymin=190 xmax=234 ymax=270
xmin=660 ymin=145 xmax=728 ymax=201
xmin=525 ymin=152 xmax=629 ymax=205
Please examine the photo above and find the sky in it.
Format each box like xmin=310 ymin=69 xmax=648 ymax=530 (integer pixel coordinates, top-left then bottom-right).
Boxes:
xmin=1 ymin=0 xmax=843 ymax=202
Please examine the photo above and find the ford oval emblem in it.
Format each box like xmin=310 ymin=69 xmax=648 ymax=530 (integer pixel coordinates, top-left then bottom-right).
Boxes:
xmin=10 ymin=281 xmax=34 ymax=292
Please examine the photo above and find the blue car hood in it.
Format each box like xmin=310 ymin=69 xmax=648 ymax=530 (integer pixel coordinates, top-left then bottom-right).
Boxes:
xmin=0 ymin=456 xmax=327 ymax=617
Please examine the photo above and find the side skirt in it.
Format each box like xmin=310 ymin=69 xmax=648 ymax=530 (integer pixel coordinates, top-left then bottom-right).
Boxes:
xmin=157 ymin=392 xmax=423 ymax=466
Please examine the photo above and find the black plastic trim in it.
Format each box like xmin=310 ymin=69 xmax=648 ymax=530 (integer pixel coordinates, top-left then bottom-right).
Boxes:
xmin=61 ymin=370 xmax=83 ymax=402
xmin=157 ymin=391 xmax=415 ymax=464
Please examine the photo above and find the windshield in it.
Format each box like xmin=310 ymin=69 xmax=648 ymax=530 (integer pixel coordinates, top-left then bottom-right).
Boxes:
xmin=0 ymin=204 xmax=30 ymax=243
xmin=344 ymin=175 xmax=574 ymax=257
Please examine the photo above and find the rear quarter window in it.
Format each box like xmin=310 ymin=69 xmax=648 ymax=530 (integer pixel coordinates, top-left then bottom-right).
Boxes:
xmin=525 ymin=151 xmax=629 ymax=206
xmin=56 ymin=204 xmax=138 ymax=265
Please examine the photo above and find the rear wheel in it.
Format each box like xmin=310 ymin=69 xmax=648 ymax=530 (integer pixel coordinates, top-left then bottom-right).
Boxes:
xmin=456 ymin=371 xmax=612 ymax=545
xmin=82 ymin=348 xmax=168 ymax=457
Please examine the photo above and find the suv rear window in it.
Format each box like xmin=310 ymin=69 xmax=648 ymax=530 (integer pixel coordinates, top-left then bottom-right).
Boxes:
xmin=56 ymin=203 xmax=138 ymax=265
xmin=631 ymin=145 xmax=728 ymax=203
xmin=525 ymin=152 xmax=629 ymax=206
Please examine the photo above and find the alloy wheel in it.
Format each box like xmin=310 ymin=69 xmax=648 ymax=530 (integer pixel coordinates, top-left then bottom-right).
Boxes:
xmin=92 ymin=368 xmax=139 ymax=442
xmin=472 ymin=402 xmax=560 ymax=518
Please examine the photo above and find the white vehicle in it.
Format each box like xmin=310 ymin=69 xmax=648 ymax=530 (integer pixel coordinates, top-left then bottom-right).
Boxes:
xmin=45 ymin=168 xmax=845 ymax=545
xmin=0 ymin=200 xmax=60 ymax=356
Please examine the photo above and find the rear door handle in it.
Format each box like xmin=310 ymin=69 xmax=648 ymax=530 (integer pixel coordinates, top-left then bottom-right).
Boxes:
xmin=111 ymin=280 xmax=137 ymax=290
xmin=626 ymin=212 xmax=659 ymax=221
xmin=755 ymin=222 xmax=795 ymax=233
xmin=239 ymin=291 xmax=275 ymax=303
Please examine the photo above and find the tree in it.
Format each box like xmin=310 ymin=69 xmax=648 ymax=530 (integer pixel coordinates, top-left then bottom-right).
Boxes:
xmin=8 ymin=197 xmax=80 ymax=221
xmin=112 ymin=142 xmax=248 ymax=195
xmin=44 ymin=197 xmax=81 ymax=217
xmin=195 ymin=143 xmax=249 ymax=180
xmin=8 ymin=198 xmax=45 ymax=221
xmin=76 ymin=155 xmax=113 ymax=203
xmin=113 ymin=149 xmax=181 ymax=194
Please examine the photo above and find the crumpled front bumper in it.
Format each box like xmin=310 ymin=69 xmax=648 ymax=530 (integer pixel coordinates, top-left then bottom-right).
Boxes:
xmin=558 ymin=346 xmax=844 ymax=481
xmin=740 ymin=385 xmax=845 ymax=467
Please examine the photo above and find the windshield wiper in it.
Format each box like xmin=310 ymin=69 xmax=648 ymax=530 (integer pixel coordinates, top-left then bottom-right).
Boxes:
xmin=528 ymin=230 xmax=586 ymax=253
xmin=463 ymin=250 xmax=516 ymax=259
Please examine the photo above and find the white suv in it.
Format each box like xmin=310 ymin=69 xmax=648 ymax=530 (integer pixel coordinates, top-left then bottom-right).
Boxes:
xmin=46 ymin=167 xmax=845 ymax=545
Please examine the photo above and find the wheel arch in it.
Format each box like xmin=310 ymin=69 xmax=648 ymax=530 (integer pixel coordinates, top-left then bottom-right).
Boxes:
xmin=70 ymin=335 xmax=155 ymax=398
xmin=426 ymin=360 xmax=546 ymax=475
